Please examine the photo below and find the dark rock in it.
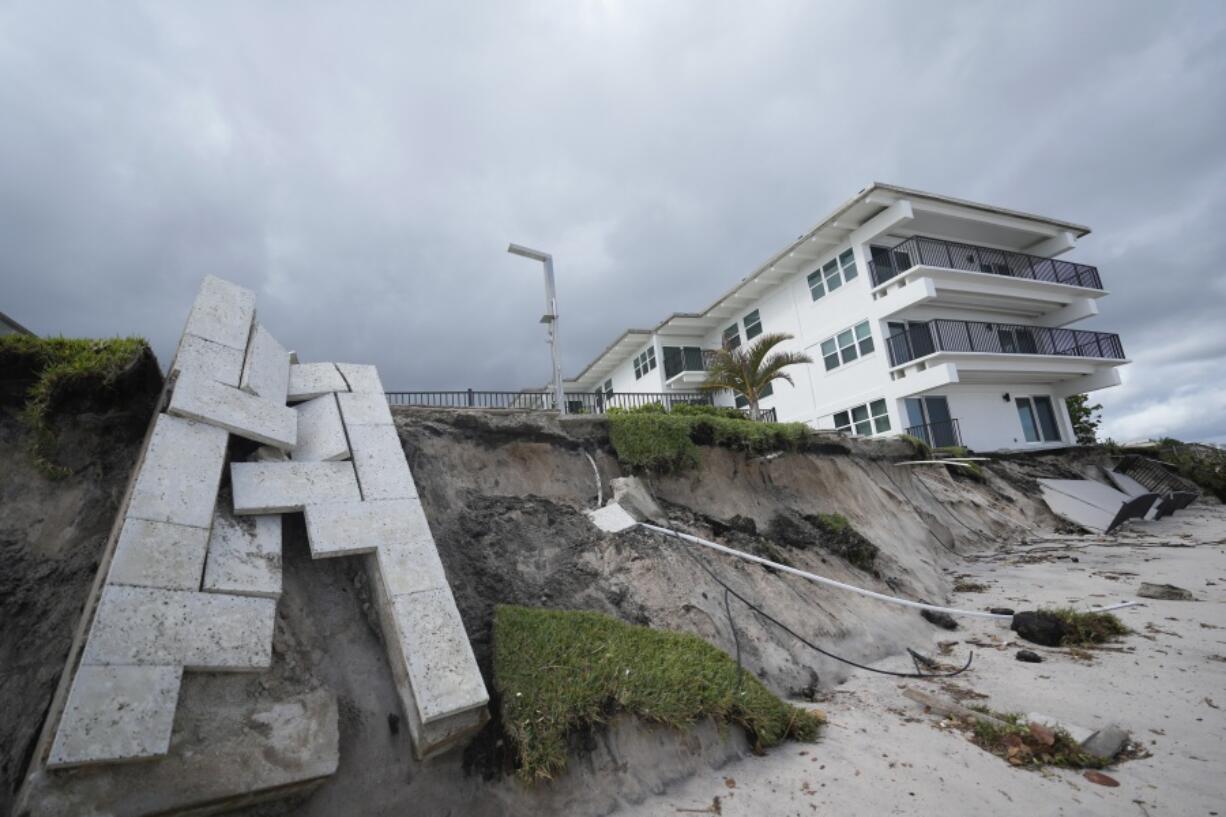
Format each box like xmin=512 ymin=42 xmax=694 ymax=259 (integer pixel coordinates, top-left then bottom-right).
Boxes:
xmin=989 ymin=607 xmax=1015 ymax=616
xmin=387 ymin=713 xmax=400 ymax=735
xmin=1015 ymin=649 xmax=1043 ymax=663
xmin=1081 ymin=724 xmax=1129 ymax=758
xmin=1137 ymin=582 xmax=1195 ymax=601
xmin=1011 ymin=610 xmax=1068 ymax=647
xmin=921 ymin=609 xmax=959 ymax=630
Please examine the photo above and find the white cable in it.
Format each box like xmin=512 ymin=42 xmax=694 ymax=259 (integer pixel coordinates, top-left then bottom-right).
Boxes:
xmin=639 ymin=522 xmax=1143 ymax=621
xmin=582 ymin=450 xmax=602 ymax=508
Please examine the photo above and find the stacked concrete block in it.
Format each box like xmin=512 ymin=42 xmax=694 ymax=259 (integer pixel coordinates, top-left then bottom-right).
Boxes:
xmin=287 ymin=362 xmax=349 ymax=401
xmin=291 ymin=395 xmax=350 ymax=462
xmin=48 ymin=273 xmax=487 ymax=775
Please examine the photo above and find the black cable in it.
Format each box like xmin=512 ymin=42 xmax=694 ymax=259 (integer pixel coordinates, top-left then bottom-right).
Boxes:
xmin=724 ymin=586 xmax=744 ymax=695
xmin=669 ymin=532 xmax=974 ymax=680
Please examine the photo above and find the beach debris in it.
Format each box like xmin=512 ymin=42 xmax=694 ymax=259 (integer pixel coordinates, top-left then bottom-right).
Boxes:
xmin=1011 ymin=610 xmax=1066 ymax=647
xmin=1015 ymin=649 xmax=1043 ymax=663
xmin=1137 ymin=582 xmax=1195 ymax=601
xmin=921 ymin=608 xmax=959 ymax=630
xmin=1081 ymin=724 xmax=1130 ymax=759
xmin=1083 ymin=770 xmax=1120 ymax=787
xmin=989 ymin=607 xmax=1015 ymax=616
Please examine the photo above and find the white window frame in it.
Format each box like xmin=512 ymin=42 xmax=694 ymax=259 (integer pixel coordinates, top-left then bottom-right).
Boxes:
xmin=833 ymin=398 xmax=891 ymax=436
xmin=632 ymin=347 xmax=657 ymax=380
xmin=1015 ymin=395 xmax=1062 ymax=443
xmin=808 ymin=247 xmax=859 ymax=301
xmin=820 ymin=320 xmax=875 ymax=371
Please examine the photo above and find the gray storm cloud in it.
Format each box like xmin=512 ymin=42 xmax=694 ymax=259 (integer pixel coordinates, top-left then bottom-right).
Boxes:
xmin=1 ymin=1 xmax=1224 ymax=441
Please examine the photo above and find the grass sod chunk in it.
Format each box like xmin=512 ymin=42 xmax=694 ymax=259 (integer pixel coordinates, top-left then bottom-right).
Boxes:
xmin=0 ymin=335 xmax=150 ymax=477
xmin=493 ymin=605 xmax=822 ymax=782
xmin=1049 ymin=607 xmax=1130 ymax=645
xmin=607 ymin=411 xmax=817 ymax=474
xmin=969 ymin=711 xmax=1111 ymax=770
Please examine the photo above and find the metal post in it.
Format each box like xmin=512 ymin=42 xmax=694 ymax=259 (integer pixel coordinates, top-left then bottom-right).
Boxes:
xmin=508 ymin=244 xmax=566 ymax=415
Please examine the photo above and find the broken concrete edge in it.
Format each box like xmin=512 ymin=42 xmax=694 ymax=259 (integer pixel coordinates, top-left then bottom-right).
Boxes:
xmin=15 ymin=384 xmax=177 ymax=799
xmin=362 ymin=553 xmax=489 ymax=759
xmin=169 ymin=371 xmax=297 ymax=450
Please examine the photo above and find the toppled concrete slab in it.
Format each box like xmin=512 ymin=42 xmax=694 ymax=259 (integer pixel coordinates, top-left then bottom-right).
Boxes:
xmin=336 ymin=362 xmax=384 ymax=394
xmin=47 ymin=666 xmax=183 ymax=769
xmin=303 ymin=498 xmax=426 ymax=560
xmin=108 ymin=517 xmax=210 ymax=591
xmin=1137 ymin=581 xmax=1195 ymax=601
xmin=337 ymin=391 xmax=394 ymax=427
xmin=126 ymin=414 xmax=228 ymax=530
xmin=30 ymin=689 xmax=339 ymax=816
xmin=231 ymin=461 xmax=362 ymax=514
xmin=182 ymin=275 xmax=256 ymax=351
xmin=586 ymin=502 xmax=639 ymax=533
xmin=610 ymin=476 xmax=664 ymax=522
xmin=288 ymin=363 xmax=349 ymax=402
xmin=391 ymin=588 xmax=488 ymax=725
xmin=1038 ymin=478 xmax=1159 ymax=533
xmin=169 ymin=372 xmax=297 ymax=449
xmin=171 ymin=334 xmax=245 ymax=387
xmin=292 ymin=394 xmax=350 ymax=462
xmin=239 ymin=323 xmax=290 ymax=402
xmin=346 ymin=424 xmax=417 ymax=501
xmin=202 ymin=500 xmax=282 ymax=599
xmin=82 ymin=585 xmax=276 ymax=671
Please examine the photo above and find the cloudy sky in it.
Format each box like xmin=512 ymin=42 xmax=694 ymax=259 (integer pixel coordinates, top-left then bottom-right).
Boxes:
xmin=2 ymin=2 xmax=1224 ymax=442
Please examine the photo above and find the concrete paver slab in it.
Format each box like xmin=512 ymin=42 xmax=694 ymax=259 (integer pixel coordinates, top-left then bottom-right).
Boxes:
xmin=291 ymin=394 xmax=350 ymax=462
xmin=337 ymin=391 xmax=393 ymax=427
xmin=171 ymin=334 xmax=244 ymax=387
xmin=47 ymin=665 xmax=183 ymax=768
xmin=586 ymin=502 xmax=639 ymax=533
xmin=108 ymin=517 xmax=210 ymax=591
xmin=169 ymin=372 xmax=297 ymax=449
xmin=231 ymin=461 xmax=361 ymax=514
xmin=346 ymin=423 xmax=417 ymax=501
xmin=182 ymin=275 xmax=256 ymax=351
xmin=335 ymin=363 xmax=384 ymax=394
xmin=389 ymin=588 xmax=488 ymax=723
xmin=82 ymin=585 xmax=276 ymax=671
xmin=287 ymin=363 xmax=349 ymax=402
xmin=127 ymin=414 xmax=229 ymax=530
xmin=202 ymin=500 xmax=282 ymax=599
xmin=301 ymin=499 xmax=409 ymax=559
xmin=239 ymin=323 xmax=290 ymax=402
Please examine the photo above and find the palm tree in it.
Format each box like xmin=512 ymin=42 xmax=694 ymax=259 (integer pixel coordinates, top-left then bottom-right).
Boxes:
xmin=701 ymin=332 xmax=812 ymax=420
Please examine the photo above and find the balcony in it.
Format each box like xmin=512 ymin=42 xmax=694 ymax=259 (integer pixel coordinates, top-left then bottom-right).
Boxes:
xmin=886 ymin=320 xmax=1125 ymax=367
xmin=662 ymin=345 xmax=717 ymax=385
xmin=869 ymin=236 xmax=1103 ymax=290
xmin=905 ymin=418 xmax=963 ymax=450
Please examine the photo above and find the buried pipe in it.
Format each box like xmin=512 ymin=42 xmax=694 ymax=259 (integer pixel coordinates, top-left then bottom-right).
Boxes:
xmin=639 ymin=522 xmax=1142 ymax=622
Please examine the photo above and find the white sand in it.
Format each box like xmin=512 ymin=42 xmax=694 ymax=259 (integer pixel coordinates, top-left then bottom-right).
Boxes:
xmin=622 ymin=504 xmax=1226 ymax=817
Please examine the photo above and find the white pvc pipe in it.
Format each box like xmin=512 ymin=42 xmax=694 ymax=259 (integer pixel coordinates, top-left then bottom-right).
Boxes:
xmin=639 ymin=522 xmax=1143 ymax=621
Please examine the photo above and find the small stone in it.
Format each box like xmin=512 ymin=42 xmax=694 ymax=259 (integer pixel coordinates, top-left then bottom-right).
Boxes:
xmin=989 ymin=607 xmax=1015 ymax=616
xmin=1137 ymin=582 xmax=1195 ymax=601
xmin=1011 ymin=610 xmax=1068 ymax=647
xmin=921 ymin=608 xmax=958 ymax=631
xmin=1016 ymin=649 xmax=1043 ymax=663
xmin=1081 ymin=723 xmax=1130 ymax=759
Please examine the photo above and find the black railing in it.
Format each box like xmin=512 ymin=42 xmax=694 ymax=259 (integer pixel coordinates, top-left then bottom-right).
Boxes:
xmin=384 ymin=389 xmax=779 ymax=422
xmin=1114 ymin=455 xmax=1200 ymax=496
xmin=905 ymin=419 xmax=962 ymax=450
xmin=868 ymin=235 xmax=1103 ymax=290
xmin=886 ymin=320 xmax=1125 ymax=367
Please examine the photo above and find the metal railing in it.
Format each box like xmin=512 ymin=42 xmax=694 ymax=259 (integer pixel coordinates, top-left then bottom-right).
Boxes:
xmin=885 ymin=320 xmax=1125 ymax=367
xmin=905 ymin=418 xmax=963 ymax=449
xmin=868 ymin=235 xmax=1103 ymax=290
xmin=385 ymin=390 xmax=714 ymax=413
xmin=1114 ymin=455 xmax=1200 ymax=496
xmin=662 ymin=346 xmax=718 ymax=381
xmin=384 ymin=389 xmax=779 ymax=422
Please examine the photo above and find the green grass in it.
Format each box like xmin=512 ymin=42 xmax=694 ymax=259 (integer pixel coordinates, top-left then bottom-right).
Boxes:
xmin=0 ymin=335 xmax=149 ymax=477
xmin=607 ymin=410 xmax=818 ymax=473
xmin=899 ymin=434 xmax=932 ymax=459
xmin=1049 ymin=607 xmax=1130 ymax=645
xmin=968 ymin=710 xmax=1110 ymax=769
xmin=493 ymin=605 xmax=823 ymax=782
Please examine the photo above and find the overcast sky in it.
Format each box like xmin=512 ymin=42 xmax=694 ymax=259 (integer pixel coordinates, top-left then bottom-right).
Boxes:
xmin=2 ymin=2 xmax=1224 ymax=442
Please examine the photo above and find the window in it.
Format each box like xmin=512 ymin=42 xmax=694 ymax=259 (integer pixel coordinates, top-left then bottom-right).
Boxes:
xmin=723 ymin=323 xmax=741 ymax=351
xmin=819 ymin=320 xmax=874 ymax=371
xmin=833 ymin=399 xmax=890 ymax=436
xmin=734 ymin=382 xmax=773 ymax=409
xmin=1015 ymin=396 xmax=1061 ymax=443
xmin=743 ymin=309 xmax=763 ymax=340
xmin=602 ymin=379 xmax=613 ymax=395
xmin=807 ymin=248 xmax=858 ymax=300
xmin=633 ymin=347 xmax=656 ymax=380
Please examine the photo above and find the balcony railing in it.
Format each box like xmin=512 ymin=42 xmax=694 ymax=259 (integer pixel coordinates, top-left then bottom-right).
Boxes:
xmin=868 ymin=235 xmax=1103 ymax=290
xmin=384 ymin=389 xmax=778 ymax=421
xmin=905 ymin=418 xmax=962 ymax=450
xmin=885 ymin=320 xmax=1125 ymax=367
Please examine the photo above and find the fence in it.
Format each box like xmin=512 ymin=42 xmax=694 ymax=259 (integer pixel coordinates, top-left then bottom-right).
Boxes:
xmin=885 ymin=320 xmax=1125 ymax=367
xmin=384 ymin=389 xmax=778 ymax=421
xmin=867 ymin=235 xmax=1103 ymax=290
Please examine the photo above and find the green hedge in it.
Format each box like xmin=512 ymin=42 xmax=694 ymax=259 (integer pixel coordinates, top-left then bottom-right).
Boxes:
xmin=494 ymin=605 xmax=822 ymax=781
xmin=607 ymin=410 xmax=817 ymax=472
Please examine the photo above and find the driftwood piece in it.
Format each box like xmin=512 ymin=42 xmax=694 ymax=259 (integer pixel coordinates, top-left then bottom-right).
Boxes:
xmin=901 ymin=687 xmax=1012 ymax=728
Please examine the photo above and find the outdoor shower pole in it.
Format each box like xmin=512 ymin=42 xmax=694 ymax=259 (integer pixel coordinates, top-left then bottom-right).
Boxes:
xmin=507 ymin=243 xmax=566 ymax=415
